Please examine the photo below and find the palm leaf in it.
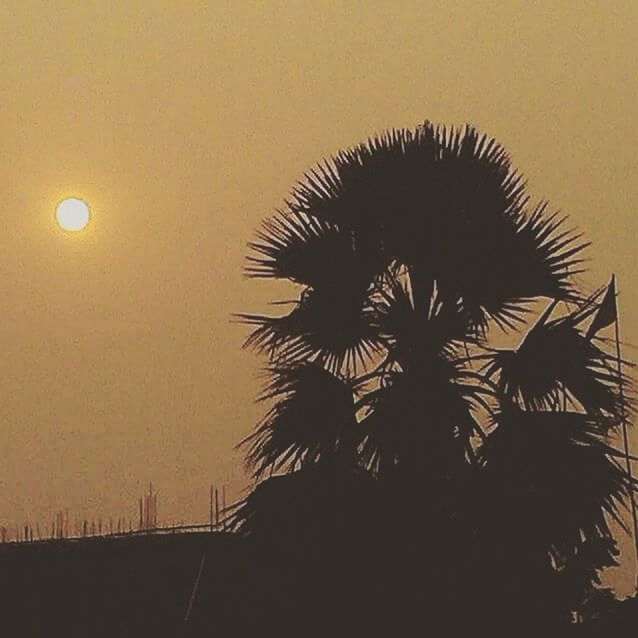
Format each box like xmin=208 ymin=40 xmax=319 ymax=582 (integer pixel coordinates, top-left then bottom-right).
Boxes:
xmin=240 ymin=363 xmax=358 ymax=478
xmin=358 ymin=358 xmax=490 ymax=478
xmin=238 ymin=284 xmax=382 ymax=373
xmin=285 ymin=122 xmax=585 ymax=330
xmin=484 ymin=296 xmax=631 ymax=421
xmin=246 ymin=210 xmax=386 ymax=289
xmin=370 ymin=267 xmax=482 ymax=368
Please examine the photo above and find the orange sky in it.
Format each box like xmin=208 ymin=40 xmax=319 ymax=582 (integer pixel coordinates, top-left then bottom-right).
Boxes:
xmin=0 ymin=2 xmax=636 ymax=593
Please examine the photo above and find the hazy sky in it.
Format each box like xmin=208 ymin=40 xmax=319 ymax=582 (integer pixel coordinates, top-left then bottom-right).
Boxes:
xmin=1 ymin=1 xmax=636 ymax=592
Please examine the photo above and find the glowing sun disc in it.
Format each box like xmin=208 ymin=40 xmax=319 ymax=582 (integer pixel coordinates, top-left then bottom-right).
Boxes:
xmin=56 ymin=198 xmax=90 ymax=231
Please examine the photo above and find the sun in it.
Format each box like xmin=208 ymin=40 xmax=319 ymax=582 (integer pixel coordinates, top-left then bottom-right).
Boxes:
xmin=55 ymin=198 xmax=90 ymax=231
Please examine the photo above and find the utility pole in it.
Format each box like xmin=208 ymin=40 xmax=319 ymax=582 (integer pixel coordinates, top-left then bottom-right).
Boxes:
xmin=613 ymin=280 xmax=638 ymax=592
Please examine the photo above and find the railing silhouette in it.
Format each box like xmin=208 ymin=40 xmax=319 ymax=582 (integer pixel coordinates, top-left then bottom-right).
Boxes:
xmin=1 ymin=483 xmax=229 ymax=544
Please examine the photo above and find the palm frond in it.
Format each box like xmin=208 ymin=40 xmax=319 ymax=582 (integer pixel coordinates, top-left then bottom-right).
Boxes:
xmin=358 ymin=357 xmax=491 ymax=478
xmin=484 ymin=296 xmax=632 ymax=421
xmin=285 ymin=122 xmax=584 ymax=330
xmin=370 ymin=269 xmax=483 ymax=369
xmin=240 ymin=363 xmax=358 ymax=478
xmin=238 ymin=284 xmax=382 ymax=373
xmin=246 ymin=210 xmax=386 ymax=289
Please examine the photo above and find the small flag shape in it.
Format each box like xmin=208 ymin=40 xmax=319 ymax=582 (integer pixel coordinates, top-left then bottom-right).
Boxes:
xmin=586 ymin=275 xmax=617 ymax=339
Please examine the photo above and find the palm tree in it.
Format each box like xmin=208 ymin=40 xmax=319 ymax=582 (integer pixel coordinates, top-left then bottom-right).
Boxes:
xmin=236 ymin=122 xmax=634 ymax=629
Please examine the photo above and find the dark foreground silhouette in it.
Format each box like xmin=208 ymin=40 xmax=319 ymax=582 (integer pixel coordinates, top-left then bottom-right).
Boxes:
xmin=0 ymin=532 xmax=243 ymax=637
xmin=1 ymin=499 xmax=637 ymax=637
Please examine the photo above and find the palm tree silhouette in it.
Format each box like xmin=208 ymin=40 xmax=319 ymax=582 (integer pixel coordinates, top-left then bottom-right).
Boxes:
xmin=235 ymin=122 xmax=634 ymax=630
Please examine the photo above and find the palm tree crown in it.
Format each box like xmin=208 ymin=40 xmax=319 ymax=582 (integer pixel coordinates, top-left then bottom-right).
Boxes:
xmin=236 ymin=122 xmax=634 ymax=626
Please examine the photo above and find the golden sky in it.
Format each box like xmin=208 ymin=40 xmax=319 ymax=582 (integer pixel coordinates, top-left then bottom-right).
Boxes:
xmin=1 ymin=1 xmax=636 ymax=592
